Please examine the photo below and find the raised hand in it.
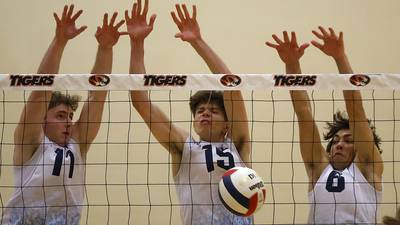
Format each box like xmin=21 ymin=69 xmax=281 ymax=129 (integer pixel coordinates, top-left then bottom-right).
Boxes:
xmin=171 ymin=4 xmax=201 ymax=43
xmin=311 ymin=26 xmax=345 ymax=60
xmin=53 ymin=5 xmax=87 ymax=44
xmin=125 ymin=0 xmax=156 ymax=41
xmin=266 ymin=31 xmax=309 ymax=65
xmin=95 ymin=12 xmax=126 ymax=49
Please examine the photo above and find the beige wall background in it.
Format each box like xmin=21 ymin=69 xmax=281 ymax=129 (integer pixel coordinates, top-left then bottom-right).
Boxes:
xmin=0 ymin=0 xmax=399 ymax=224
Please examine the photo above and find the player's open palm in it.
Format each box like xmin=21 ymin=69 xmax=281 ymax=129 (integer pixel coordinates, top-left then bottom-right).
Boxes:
xmin=95 ymin=12 xmax=125 ymax=49
xmin=53 ymin=5 xmax=87 ymax=43
xmin=311 ymin=26 xmax=345 ymax=59
xmin=171 ymin=4 xmax=201 ymax=43
xmin=125 ymin=0 xmax=156 ymax=41
xmin=266 ymin=31 xmax=309 ymax=65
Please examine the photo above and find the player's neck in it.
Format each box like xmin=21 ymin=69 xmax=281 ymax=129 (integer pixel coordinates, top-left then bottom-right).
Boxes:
xmin=331 ymin=161 xmax=352 ymax=171
xmin=200 ymin=135 xmax=225 ymax=143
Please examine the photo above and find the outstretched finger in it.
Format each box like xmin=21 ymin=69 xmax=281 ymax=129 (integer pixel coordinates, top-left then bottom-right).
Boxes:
xmin=318 ymin=26 xmax=329 ymax=37
xmin=191 ymin=5 xmax=197 ymax=20
xmin=328 ymin=27 xmax=337 ymax=38
xmin=61 ymin=5 xmax=68 ymax=20
xmin=137 ymin=0 xmax=142 ymax=16
xmin=171 ymin=12 xmax=182 ymax=30
xmin=53 ymin=13 xmax=61 ymax=26
xmin=311 ymin=40 xmax=323 ymax=50
xmin=110 ymin=12 xmax=118 ymax=26
xmin=95 ymin=26 xmax=101 ymax=37
xmin=67 ymin=4 xmax=74 ymax=19
xmin=76 ymin=25 xmax=87 ymax=36
xmin=174 ymin=33 xmax=183 ymax=39
xmin=265 ymin=41 xmax=279 ymax=49
xmin=131 ymin=3 xmax=138 ymax=18
xmin=283 ymin=31 xmax=290 ymax=43
xmin=149 ymin=14 xmax=157 ymax=28
xmin=312 ymin=30 xmax=324 ymax=39
xmin=182 ymin=4 xmax=191 ymax=21
xmin=291 ymin=32 xmax=298 ymax=47
xmin=272 ymin=34 xmax=284 ymax=45
xmin=71 ymin=9 xmax=83 ymax=22
xmin=338 ymin=31 xmax=344 ymax=42
xmin=115 ymin=19 xmax=125 ymax=30
xmin=103 ymin=13 xmax=108 ymax=28
xmin=142 ymin=0 xmax=149 ymax=17
xmin=299 ymin=43 xmax=310 ymax=53
xmin=175 ymin=4 xmax=186 ymax=22
xmin=125 ymin=10 xmax=130 ymax=21
xmin=119 ymin=31 xmax=129 ymax=36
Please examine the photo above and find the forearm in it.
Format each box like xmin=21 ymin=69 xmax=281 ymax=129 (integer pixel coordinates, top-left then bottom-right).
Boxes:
xmin=285 ymin=61 xmax=312 ymax=116
xmin=91 ymin=46 xmax=113 ymax=74
xmin=34 ymin=37 xmax=65 ymax=120
xmin=343 ymin=90 xmax=366 ymax=120
xmin=190 ymin=38 xmax=231 ymax=74
xmin=334 ymin=54 xmax=353 ymax=74
xmin=130 ymin=39 xmax=146 ymax=74
xmin=37 ymin=38 xmax=67 ymax=74
xmin=290 ymin=90 xmax=313 ymax=118
xmin=337 ymin=54 xmax=363 ymax=119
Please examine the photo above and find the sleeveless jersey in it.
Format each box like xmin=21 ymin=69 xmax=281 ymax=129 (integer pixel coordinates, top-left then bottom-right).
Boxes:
xmin=174 ymin=136 xmax=252 ymax=225
xmin=2 ymin=136 xmax=85 ymax=225
xmin=308 ymin=163 xmax=381 ymax=224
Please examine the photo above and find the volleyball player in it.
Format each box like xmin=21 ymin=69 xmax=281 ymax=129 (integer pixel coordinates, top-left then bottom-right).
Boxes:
xmin=2 ymin=5 xmax=125 ymax=225
xmin=266 ymin=27 xmax=383 ymax=224
xmin=126 ymin=0 xmax=251 ymax=224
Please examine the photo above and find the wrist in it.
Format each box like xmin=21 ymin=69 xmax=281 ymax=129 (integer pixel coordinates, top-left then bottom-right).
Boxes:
xmin=333 ymin=52 xmax=347 ymax=63
xmin=285 ymin=61 xmax=301 ymax=74
xmin=130 ymin=38 xmax=145 ymax=46
xmin=189 ymin=37 xmax=204 ymax=47
xmin=98 ymin=45 xmax=113 ymax=51
xmin=52 ymin=37 xmax=68 ymax=48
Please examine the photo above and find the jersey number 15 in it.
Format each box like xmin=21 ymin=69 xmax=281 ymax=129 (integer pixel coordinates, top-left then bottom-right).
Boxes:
xmin=203 ymin=144 xmax=235 ymax=172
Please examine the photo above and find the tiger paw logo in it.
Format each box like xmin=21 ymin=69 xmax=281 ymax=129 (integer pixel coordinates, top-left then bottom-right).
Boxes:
xmin=349 ymin=74 xmax=370 ymax=87
xmin=220 ymin=74 xmax=241 ymax=87
xmin=89 ymin=74 xmax=110 ymax=87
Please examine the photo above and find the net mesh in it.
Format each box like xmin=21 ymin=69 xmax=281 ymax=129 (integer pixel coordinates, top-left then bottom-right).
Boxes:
xmin=0 ymin=75 xmax=399 ymax=225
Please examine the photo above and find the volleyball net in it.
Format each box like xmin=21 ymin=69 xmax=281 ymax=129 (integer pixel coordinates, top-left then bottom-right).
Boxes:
xmin=0 ymin=74 xmax=399 ymax=224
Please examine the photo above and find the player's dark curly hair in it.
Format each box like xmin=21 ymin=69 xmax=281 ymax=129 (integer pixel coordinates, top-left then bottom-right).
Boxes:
xmin=323 ymin=111 xmax=382 ymax=153
xmin=48 ymin=91 xmax=81 ymax=111
xmin=189 ymin=91 xmax=227 ymax=120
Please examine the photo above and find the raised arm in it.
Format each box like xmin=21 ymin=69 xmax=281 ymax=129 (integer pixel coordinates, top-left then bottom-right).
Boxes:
xmin=14 ymin=5 xmax=86 ymax=166
xmin=74 ymin=12 xmax=126 ymax=156
xmin=312 ymin=26 xmax=383 ymax=188
xmin=267 ymin=31 xmax=328 ymax=188
xmin=171 ymin=4 xmax=250 ymax=162
xmin=127 ymin=0 xmax=188 ymax=155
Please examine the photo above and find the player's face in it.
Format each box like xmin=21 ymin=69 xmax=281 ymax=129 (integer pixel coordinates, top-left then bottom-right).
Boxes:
xmin=193 ymin=102 xmax=228 ymax=142
xmin=44 ymin=104 xmax=74 ymax=147
xmin=329 ymin=129 xmax=356 ymax=170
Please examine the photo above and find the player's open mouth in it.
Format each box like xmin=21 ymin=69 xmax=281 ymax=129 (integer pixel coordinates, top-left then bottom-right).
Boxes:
xmin=200 ymin=119 xmax=210 ymax=125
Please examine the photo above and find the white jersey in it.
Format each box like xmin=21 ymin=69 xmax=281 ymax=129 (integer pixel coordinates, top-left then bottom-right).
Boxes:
xmin=174 ymin=137 xmax=252 ymax=225
xmin=308 ymin=163 xmax=381 ymax=224
xmin=2 ymin=136 xmax=85 ymax=225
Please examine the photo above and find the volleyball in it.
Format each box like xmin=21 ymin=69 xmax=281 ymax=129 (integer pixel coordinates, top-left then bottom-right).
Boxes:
xmin=218 ymin=167 xmax=266 ymax=217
